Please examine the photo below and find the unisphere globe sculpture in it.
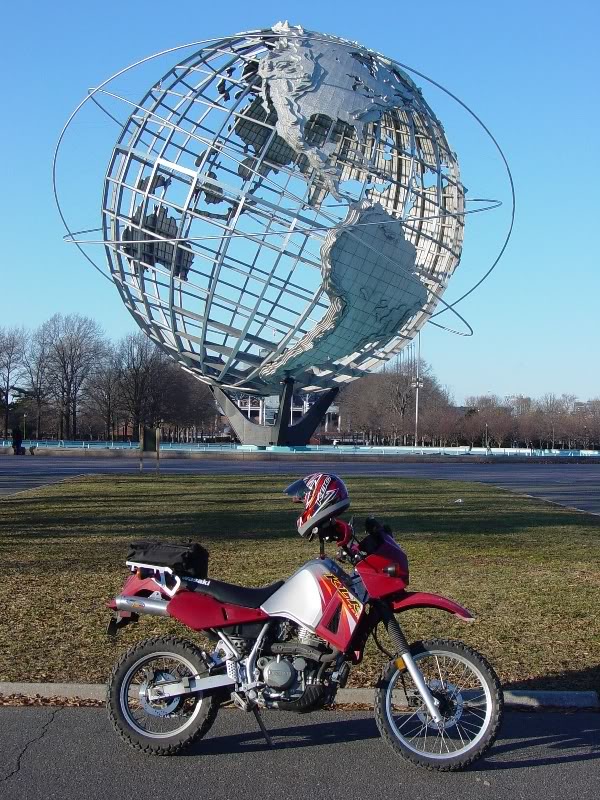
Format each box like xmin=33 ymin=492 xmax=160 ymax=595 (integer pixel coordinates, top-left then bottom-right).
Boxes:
xmin=60 ymin=22 xmax=483 ymax=444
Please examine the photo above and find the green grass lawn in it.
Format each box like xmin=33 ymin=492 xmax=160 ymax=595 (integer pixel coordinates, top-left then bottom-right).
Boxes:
xmin=0 ymin=474 xmax=599 ymax=692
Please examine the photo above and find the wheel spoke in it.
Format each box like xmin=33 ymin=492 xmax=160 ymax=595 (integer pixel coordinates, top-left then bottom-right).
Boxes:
xmin=438 ymin=728 xmax=449 ymax=754
xmin=394 ymin=707 xmax=423 ymax=730
xmin=442 ymin=657 xmax=465 ymax=686
xmin=458 ymin=718 xmax=482 ymax=734
xmin=456 ymin=720 xmax=475 ymax=744
xmin=434 ymin=655 xmax=446 ymax=689
xmin=464 ymin=707 xmax=486 ymax=722
xmin=455 ymin=720 xmax=466 ymax=748
xmin=405 ymin=719 xmax=429 ymax=744
xmin=447 ymin=664 xmax=471 ymax=700
xmin=463 ymin=692 xmax=486 ymax=703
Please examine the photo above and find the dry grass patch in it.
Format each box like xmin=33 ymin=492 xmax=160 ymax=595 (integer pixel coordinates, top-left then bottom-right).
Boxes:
xmin=0 ymin=473 xmax=599 ymax=692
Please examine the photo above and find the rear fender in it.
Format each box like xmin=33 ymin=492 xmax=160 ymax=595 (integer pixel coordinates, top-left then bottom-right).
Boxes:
xmin=391 ymin=591 xmax=475 ymax=621
xmin=107 ymin=572 xmax=172 ymax=607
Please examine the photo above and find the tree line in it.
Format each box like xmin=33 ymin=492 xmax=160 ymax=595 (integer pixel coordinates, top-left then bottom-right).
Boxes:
xmin=2 ymin=318 xmax=598 ymax=448
xmin=0 ymin=316 xmax=216 ymax=442
xmin=336 ymin=362 xmax=600 ymax=449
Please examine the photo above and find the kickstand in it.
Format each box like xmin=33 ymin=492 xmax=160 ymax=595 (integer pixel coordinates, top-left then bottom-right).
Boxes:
xmin=252 ymin=706 xmax=274 ymax=748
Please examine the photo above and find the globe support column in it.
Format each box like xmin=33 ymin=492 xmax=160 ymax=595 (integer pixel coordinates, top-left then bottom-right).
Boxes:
xmin=211 ymin=379 xmax=339 ymax=447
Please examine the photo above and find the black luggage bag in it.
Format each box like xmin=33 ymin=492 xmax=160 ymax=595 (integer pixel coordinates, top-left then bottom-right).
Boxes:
xmin=127 ymin=540 xmax=209 ymax=579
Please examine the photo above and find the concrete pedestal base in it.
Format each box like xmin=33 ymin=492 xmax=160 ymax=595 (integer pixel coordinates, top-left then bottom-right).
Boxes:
xmin=211 ymin=379 xmax=339 ymax=446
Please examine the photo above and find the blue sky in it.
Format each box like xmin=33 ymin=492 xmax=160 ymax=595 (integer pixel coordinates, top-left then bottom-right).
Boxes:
xmin=1 ymin=0 xmax=598 ymax=403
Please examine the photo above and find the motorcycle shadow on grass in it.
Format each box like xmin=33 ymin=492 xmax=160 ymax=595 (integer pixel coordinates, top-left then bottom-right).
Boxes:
xmin=181 ymin=710 xmax=600 ymax=773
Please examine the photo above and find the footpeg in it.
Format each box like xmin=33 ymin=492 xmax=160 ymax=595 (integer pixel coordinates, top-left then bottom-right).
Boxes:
xmin=231 ymin=691 xmax=250 ymax=711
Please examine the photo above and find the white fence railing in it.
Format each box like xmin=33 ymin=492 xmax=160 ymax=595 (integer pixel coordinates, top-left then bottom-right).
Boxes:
xmin=1 ymin=440 xmax=599 ymax=457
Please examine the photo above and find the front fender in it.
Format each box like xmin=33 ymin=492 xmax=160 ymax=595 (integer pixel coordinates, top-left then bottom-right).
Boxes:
xmin=391 ymin=591 xmax=475 ymax=621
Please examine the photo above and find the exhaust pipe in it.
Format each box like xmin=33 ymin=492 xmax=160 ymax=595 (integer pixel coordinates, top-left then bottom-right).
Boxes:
xmin=115 ymin=595 xmax=169 ymax=616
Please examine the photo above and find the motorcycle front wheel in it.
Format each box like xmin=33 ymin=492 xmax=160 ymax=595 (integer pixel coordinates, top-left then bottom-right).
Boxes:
xmin=107 ymin=635 xmax=220 ymax=755
xmin=374 ymin=638 xmax=503 ymax=771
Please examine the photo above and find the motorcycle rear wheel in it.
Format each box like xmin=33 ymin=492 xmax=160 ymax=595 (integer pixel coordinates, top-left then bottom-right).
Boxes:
xmin=374 ymin=638 xmax=503 ymax=771
xmin=107 ymin=635 xmax=220 ymax=755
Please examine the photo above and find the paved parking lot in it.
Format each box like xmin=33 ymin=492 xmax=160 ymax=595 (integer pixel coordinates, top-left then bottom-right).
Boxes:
xmin=1 ymin=707 xmax=598 ymax=800
xmin=0 ymin=455 xmax=599 ymax=515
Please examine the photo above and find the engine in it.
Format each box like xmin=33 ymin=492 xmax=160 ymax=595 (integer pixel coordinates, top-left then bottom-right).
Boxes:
xmin=216 ymin=621 xmax=347 ymax=710
xmin=257 ymin=655 xmax=307 ymax=692
xmin=256 ymin=622 xmax=340 ymax=710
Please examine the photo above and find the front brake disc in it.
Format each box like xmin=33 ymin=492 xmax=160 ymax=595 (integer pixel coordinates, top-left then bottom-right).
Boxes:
xmin=416 ymin=679 xmax=464 ymax=730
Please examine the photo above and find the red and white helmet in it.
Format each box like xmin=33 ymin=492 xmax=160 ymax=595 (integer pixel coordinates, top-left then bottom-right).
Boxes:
xmin=284 ymin=473 xmax=350 ymax=538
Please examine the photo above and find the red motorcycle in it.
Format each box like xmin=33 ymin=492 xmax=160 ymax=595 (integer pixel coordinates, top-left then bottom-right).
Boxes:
xmin=106 ymin=473 xmax=503 ymax=771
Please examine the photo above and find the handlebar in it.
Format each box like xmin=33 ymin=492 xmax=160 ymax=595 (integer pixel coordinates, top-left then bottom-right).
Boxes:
xmin=324 ymin=515 xmax=394 ymax=565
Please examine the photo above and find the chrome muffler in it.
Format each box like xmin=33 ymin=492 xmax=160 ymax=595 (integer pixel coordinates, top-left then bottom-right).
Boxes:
xmin=115 ymin=595 xmax=169 ymax=616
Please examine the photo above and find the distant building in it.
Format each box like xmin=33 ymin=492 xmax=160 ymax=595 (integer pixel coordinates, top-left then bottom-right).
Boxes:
xmin=230 ymin=394 xmax=340 ymax=433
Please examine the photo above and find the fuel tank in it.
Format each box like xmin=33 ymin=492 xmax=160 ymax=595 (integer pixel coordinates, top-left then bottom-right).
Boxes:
xmin=260 ymin=558 xmax=363 ymax=633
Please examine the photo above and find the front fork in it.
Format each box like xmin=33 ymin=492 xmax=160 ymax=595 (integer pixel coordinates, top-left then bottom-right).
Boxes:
xmin=378 ymin=602 xmax=444 ymax=725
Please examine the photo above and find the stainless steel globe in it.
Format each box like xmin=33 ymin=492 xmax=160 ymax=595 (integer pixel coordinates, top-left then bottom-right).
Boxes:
xmin=101 ymin=22 xmax=465 ymax=398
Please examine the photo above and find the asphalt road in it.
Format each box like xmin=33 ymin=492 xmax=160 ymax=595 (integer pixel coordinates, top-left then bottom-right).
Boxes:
xmin=1 ymin=455 xmax=599 ymax=515
xmin=0 ymin=707 xmax=598 ymax=800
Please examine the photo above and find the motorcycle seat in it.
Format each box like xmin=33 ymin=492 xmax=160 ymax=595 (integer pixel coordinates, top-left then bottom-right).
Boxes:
xmin=188 ymin=578 xmax=285 ymax=609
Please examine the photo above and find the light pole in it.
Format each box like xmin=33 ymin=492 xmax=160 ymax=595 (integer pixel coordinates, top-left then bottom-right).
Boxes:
xmin=23 ymin=413 xmax=27 ymax=442
xmin=485 ymin=422 xmax=489 ymax=449
xmin=411 ymin=331 xmax=423 ymax=446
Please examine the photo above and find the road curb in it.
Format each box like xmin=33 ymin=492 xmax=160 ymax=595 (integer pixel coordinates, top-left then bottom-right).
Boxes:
xmin=1 ymin=683 xmax=598 ymax=710
xmin=0 ymin=683 xmax=106 ymax=701
xmin=335 ymin=687 xmax=599 ymax=709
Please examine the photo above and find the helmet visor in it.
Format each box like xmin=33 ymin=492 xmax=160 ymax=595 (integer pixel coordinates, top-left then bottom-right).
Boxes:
xmin=284 ymin=478 xmax=310 ymax=504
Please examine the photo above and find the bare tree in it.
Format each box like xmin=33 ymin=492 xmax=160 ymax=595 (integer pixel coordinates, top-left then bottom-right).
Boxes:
xmin=383 ymin=363 xmax=413 ymax=445
xmin=338 ymin=373 xmax=390 ymax=444
xmin=22 ymin=322 xmax=52 ymax=439
xmin=458 ymin=408 xmax=483 ymax=447
xmin=85 ymin=343 xmax=122 ymax=439
xmin=419 ymin=389 xmax=457 ymax=446
xmin=465 ymin=394 xmax=503 ymax=412
xmin=532 ymin=394 xmax=576 ymax=448
xmin=161 ymin=366 xmax=216 ymax=441
xmin=117 ymin=332 xmax=166 ymax=434
xmin=486 ymin=407 xmax=514 ymax=447
xmin=507 ymin=394 xmax=533 ymax=417
xmin=585 ymin=399 xmax=600 ymax=449
xmin=336 ymin=356 xmax=453 ymax=446
xmin=45 ymin=314 xmax=104 ymax=439
xmin=0 ymin=325 xmax=27 ymax=437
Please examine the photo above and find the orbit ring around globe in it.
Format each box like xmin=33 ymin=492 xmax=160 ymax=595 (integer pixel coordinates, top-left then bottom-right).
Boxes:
xmin=54 ymin=22 xmax=514 ymax=398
